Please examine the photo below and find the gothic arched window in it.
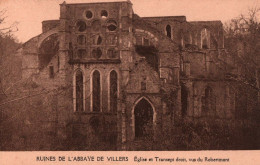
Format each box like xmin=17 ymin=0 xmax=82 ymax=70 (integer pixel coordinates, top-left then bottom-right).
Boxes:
xmin=92 ymin=35 xmax=102 ymax=45
xmin=201 ymin=28 xmax=210 ymax=49
xmin=92 ymin=70 xmax=101 ymax=112
xmin=166 ymin=25 xmax=172 ymax=39
xmin=76 ymin=21 xmax=86 ymax=32
xmin=75 ymin=70 xmax=84 ymax=111
xmin=109 ymin=70 xmax=118 ymax=113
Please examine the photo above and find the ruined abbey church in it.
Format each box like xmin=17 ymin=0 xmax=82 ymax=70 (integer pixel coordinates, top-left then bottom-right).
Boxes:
xmin=5 ymin=1 xmax=258 ymax=150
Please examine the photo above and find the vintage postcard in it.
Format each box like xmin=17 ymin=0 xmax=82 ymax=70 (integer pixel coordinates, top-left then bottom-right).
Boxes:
xmin=0 ymin=0 xmax=259 ymax=164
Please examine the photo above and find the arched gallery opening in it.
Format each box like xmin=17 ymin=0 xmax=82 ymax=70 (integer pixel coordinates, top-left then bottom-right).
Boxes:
xmin=134 ymin=98 xmax=154 ymax=139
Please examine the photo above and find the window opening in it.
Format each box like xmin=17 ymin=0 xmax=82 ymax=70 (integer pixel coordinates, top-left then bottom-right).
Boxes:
xmin=110 ymin=70 xmax=118 ymax=113
xmin=49 ymin=66 xmax=54 ymax=78
xmin=141 ymin=77 xmax=147 ymax=91
xmin=75 ymin=70 xmax=84 ymax=111
xmin=92 ymin=48 xmax=102 ymax=59
xmin=76 ymin=21 xmax=86 ymax=32
xmin=92 ymin=70 xmax=101 ymax=112
xmin=86 ymin=10 xmax=93 ymax=19
xmin=134 ymin=98 xmax=153 ymax=138
xmin=39 ymin=34 xmax=59 ymax=70
xmin=97 ymin=36 xmax=102 ymax=45
xmin=101 ymin=10 xmax=108 ymax=18
xmin=201 ymin=28 xmax=210 ymax=49
xmin=107 ymin=20 xmax=117 ymax=31
xmin=166 ymin=25 xmax=171 ymax=38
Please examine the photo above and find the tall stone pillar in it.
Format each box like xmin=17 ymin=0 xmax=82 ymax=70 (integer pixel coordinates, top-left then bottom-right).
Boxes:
xmin=58 ymin=2 xmax=71 ymax=84
xmin=118 ymin=1 xmax=134 ymax=150
xmin=56 ymin=1 xmax=71 ymax=147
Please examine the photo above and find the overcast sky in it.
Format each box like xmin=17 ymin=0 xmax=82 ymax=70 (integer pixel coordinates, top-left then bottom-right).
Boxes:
xmin=0 ymin=0 xmax=259 ymax=42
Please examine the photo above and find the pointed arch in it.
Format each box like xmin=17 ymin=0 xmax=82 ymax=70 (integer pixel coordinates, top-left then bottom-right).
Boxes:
xmin=166 ymin=24 xmax=172 ymax=39
xmin=38 ymin=33 xmax=59 ymax=70
xmin=201 ymin=28 xmax=210 ymax=49
xmin=37 ymin=29 xmax=58 ymax=48
xmin=131 ymin=96 xmax=157 ymax=139
xmin=108 ymin=70 xmax=118 ymax=113
xmin=73 ymin=69 xmax=84 ymax=112
xmin=91 ymin=70 xmax=101 ymax=112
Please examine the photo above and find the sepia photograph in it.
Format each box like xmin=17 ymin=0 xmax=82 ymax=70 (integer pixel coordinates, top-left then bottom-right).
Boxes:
xmin=0 ymin=0 xmax=259 ymax=153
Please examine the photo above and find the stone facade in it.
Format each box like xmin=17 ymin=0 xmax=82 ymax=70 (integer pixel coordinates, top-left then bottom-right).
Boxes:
xmin=9 ymin=1 xmax=258 ymax=150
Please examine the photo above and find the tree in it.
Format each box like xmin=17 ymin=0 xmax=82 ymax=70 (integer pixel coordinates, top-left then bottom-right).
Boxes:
xmin=224 ymin=6 xmax=260 ymax=113
xmin=0 ymin=9 xmax=18 ymax=34
xmin=0 ymin=8 xmax=20 ymax=95
xmin=0 ymin=9 xmax=22 ymax=150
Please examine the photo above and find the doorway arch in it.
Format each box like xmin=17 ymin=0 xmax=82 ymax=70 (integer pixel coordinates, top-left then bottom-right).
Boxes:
xmin=132 ymin=97 xmax=156 ymax=139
